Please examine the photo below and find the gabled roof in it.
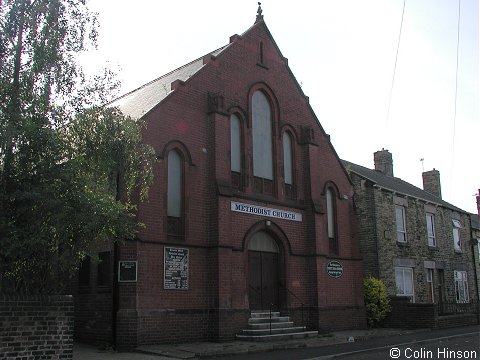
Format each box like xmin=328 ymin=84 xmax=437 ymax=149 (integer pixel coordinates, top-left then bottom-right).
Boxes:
xmin=108 ymin=45 xmax=230 ymax=119
xmin=342 ymin=160 xmax=466 ymax=213
xmin=107 ymin=16 xmax=298 ymax=121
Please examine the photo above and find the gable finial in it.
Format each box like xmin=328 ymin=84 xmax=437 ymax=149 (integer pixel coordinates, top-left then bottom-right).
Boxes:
xmin=256 ymin=2 xmax=264 ymax=22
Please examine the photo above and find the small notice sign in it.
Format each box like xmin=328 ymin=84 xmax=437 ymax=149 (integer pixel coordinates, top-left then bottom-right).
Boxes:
xmin=164 ymin=247 xmax=189 ymax=290
xmin=326 ymin=260 xmax=343 ymax=278
xmin=118 ymin=261 xmax=137 ymax=282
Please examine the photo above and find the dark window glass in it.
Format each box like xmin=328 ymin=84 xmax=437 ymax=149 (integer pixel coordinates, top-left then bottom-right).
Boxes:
xmin=231 ymin=114 xmax=241 ymax=173
xmin=79 ymin=256 xmax=91 ymax=287
xmin=327 ymin=188 xmax=338 ymax=254
xmin=97 ymin=251 xmax=111 ymax=287
xmin=252 ymin=91 xmax=273 ymax=180
xmin=167 ymin=150 xmax=182 ymax=217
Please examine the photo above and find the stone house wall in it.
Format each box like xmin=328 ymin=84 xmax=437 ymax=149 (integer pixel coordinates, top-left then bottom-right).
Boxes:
xmin=350 ymin=171 xmax=477 ymax=305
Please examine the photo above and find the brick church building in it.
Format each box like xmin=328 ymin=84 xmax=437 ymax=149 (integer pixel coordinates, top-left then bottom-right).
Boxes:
xmin=75 ymin=7 xmax=366 ymax=349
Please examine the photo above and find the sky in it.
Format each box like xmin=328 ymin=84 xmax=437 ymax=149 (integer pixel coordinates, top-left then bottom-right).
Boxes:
xmin=80 ymin=0 xmax=479 ymax=214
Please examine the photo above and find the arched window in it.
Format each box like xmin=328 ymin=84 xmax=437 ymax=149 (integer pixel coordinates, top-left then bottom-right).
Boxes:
xmin=326 ymin=187 xmax=338 ymax=254
xmin=248 ymin=231 xmax=279 ymax=253
xmin=230 ymin=113 xmax=242 ymax=188
xmin=167 ymin=150 xmax=184 ymax=239
xmin=283 ymin=132 xmax=294 ymax=198
xmin=252 ymin=90 xmax=273 ymax=194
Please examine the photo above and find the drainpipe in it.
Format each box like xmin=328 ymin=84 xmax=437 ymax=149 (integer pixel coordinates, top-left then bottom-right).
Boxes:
xmin=112 ymin=241 xmax=119 ymax=347
xmin=112 ymin=172 xmax=121 ymax=348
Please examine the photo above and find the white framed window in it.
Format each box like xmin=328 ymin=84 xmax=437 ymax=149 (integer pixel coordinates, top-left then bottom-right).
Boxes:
xmin=426 ymin=268 xmax=434 ymax=303
xmin=395 ymin=205 xmax=407 ymax=243
xmin=395 ymin=267 xmax=414 ymax=302
xmin=452 ymin=219 xmax=462 ymax=252
xmin=454 ymin=270 xmax=469 ymax=303
xmin=426 ymin=213 xmax=436 ymax=247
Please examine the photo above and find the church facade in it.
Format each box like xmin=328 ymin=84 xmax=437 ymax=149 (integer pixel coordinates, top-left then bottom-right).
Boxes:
xmin=75 ymin=10 xmax=366 ymax=349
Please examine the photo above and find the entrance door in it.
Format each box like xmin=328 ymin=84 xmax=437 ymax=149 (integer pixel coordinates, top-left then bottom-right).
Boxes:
xmin=248 ymin=231 xmax=280 ymax=310
xmin=437 ymin=269 xmax=445 ymax=303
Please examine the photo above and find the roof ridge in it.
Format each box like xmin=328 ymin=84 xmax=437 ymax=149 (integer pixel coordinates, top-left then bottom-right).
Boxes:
xmin=342 ymin=159 xmax=466 ymax=213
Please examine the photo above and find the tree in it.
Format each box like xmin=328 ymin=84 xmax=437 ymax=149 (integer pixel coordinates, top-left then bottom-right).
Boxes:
xmin=363 ymin=276 xmax=391 ymax=327
xmin=0 ymin=0 xmax=155 ymax=294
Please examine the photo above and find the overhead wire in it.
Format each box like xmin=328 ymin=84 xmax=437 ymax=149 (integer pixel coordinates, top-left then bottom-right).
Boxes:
xmin=385 ymin=0 xmax=406 ymax=129
xmin=449 ymin=0 xmax=462 ymax=196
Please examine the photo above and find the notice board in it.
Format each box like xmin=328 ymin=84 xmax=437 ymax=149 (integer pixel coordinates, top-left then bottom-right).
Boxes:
xmin=118 ymin=261 xmax=137 ymax=282
xmin=164 ymin=247 xmax=189 ymax=290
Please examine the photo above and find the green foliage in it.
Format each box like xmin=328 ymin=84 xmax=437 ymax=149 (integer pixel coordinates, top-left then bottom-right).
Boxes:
xmin=0 ymin=1 xmax=155 ymax=294
xmin=363 ymin=276 xmax=391 ymax=327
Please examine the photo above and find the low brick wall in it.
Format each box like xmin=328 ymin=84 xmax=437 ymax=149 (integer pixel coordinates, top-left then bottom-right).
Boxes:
xmin=383 ymin=296 xmax=479 ymax=329
xmin=0 ymin=294 xmax=74 ymax=360
xmin=317 ymin=305 xmax=367 ymax=332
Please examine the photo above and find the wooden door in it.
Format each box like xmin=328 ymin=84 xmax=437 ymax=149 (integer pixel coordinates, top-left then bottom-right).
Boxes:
xmin=248 ymin=251 xmax=279 ymax=310
xmin=248 ymin=251 xmax=262 ymax=309
xmin=261 ymin=252 xmax=279 ymax=309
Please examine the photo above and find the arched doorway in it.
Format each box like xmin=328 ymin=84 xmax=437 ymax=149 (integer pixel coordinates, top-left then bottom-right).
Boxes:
xmin=248 ymin=231 xmax=280 ymax=310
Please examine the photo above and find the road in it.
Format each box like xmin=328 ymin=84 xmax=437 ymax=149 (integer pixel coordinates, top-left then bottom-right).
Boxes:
xmin=320 ymin=333 xmax=479 ymax=360
xmin=211 ymin=326 xmax=479 ymax=360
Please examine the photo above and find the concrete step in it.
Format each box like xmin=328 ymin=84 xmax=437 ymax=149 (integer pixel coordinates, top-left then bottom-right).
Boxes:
xmin=250 ymin=311 xmax=281 ymax=318
xmin=241 ymin=326 xmax=307 ymax=336
xmin=236 ymin=330 xmax=318 ymax=342
xmin=249 ymin=321 xmax=295 ymax=330
xmin=248 ymin=316 xmax=290 ymax=324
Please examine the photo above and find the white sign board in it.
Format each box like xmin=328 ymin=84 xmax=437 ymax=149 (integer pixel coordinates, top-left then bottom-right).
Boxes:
xmin=326 ymin=261 xmax=343 ymax=278
xmin=231 ymin=201 xmax=302 ymax=222
xmin=164 ymin=247 xmax=189 ymax=290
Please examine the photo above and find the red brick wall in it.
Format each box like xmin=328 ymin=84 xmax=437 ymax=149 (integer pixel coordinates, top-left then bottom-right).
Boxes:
xmin=74 ymin=291 xmax=112 ymax=345
xmin=104 ymin=20 xmax=366 ymax=348
xmin=0 ymin=295 xmax=74 ymax=360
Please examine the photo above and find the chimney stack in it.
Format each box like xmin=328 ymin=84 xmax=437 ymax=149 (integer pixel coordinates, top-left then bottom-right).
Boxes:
xmin=374 ymin=149 xmax=393 ymax=177
xmin=422 ymin=169 xmax=442 ymax=199
xmin=476 ymin=189 xmax=479 ymax=216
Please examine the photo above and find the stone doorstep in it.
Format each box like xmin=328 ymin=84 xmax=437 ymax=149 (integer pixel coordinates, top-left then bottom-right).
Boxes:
xmin=249 ymin=321 xmax=295 ymax=329
xmin=241 ymin=325 xmax=307 ymax=335
xmin=236 ymin=330 xmax=319 ymax=342
xmin=248 ymin=316 xmax=290 ymax=323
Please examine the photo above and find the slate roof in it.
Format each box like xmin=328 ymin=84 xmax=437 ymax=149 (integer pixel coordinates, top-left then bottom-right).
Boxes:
xmin=342 ymin=160 xmax=466 ymax=213
xmin=108 ymin=45 xmax=230 ymax=119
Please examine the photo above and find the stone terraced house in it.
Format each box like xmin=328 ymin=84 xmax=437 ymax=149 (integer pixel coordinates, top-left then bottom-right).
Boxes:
xmin=343 ymin=149 xmax=479 ymax=328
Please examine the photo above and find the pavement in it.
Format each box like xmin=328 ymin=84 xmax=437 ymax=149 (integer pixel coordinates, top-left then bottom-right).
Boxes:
xmin=73 ymin=328 xmax=427 ymax=359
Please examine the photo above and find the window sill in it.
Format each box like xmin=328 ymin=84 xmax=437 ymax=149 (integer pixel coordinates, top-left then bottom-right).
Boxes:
xmin=395 ymin=295 xmax=414 ymax=303
xmin=396 ymin=241 xmax=409 ymax=247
